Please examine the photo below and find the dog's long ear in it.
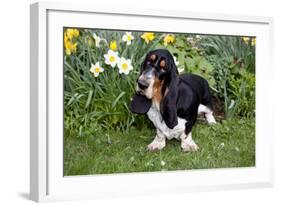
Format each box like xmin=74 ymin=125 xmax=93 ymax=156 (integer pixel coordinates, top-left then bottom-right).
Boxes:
xmin=160 ymin=60 xmax=179 ymax=129
xmin=130 ymin=94 xmax=152 ymax=114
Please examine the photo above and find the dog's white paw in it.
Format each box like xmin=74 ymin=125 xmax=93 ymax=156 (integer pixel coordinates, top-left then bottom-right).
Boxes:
xmin=206 ymin=113 xmax=216 ymax=124
xmin=181 ymin=141 xmax=199 ymax=152
xmin=147 ymin=140 xmax=165 ymax=151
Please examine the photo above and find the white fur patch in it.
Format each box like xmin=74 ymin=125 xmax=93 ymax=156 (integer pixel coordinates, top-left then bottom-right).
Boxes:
xmin=198 ymin=104 xmax=216 ymax=124
xmin=180 ymin=132 xmax=199 ymax=152
xmin=145 ymin=78 xmax=155 ymax=99
xmin=136 ymin=72 xmax=155 ymax=99
xmin=147 ymin=103 xmax=186 ymax=140
xmin=147 ymin=129 xmax=166 ymax=151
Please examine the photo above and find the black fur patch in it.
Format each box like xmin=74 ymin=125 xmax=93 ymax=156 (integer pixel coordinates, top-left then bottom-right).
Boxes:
xmin=130 ymin=94 xmax=152 ymax=114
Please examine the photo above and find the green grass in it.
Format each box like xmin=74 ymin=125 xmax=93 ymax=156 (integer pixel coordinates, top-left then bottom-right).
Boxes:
xmin=64 ymin=118 xmax=255 ymax=176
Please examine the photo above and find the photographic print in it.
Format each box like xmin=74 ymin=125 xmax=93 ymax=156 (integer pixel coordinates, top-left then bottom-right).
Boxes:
xmin=63 ymin=28 xmax=255 ymax=176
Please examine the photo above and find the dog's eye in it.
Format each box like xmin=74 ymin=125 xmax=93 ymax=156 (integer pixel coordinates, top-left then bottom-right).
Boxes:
xmin=160 ymin=60 xmax=166 ymax=68
xmin=149 ymin=54 xmax=156 ymax=61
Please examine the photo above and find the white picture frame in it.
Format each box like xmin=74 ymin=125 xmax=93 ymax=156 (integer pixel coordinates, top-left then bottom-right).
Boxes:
xmin=30 ymin=2 xmax=274 ymax=202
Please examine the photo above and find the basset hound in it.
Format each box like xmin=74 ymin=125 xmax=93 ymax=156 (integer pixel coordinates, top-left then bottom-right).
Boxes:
xmin=130 ymin=49 xmax=216 ymax=152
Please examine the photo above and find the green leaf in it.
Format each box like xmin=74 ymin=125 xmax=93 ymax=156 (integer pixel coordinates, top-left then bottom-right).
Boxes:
xmin=112 ymin=91 xmax=126 ymax=108
xmin=85 ymin=90 xmax=94 ymax=108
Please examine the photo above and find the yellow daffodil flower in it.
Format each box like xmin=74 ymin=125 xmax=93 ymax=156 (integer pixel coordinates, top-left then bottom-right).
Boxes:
xmin=141 ymin=32 xmax=155 ymax=43
xmin=90 ymin=62 xmax=104 ymax=77
xmin=163 ymin=34 xmax=175 ymax=46
xmin=64 ymin=32 xmax=69 ymax=45
xmin=65 ymin=29 xmax=79 ymax=40
xmin=64 ymin=28 xmax=79 ymax=55
xmin=110 ymin=40 xmax=117 ymax=51
xmin=64 ymin=40 xmax=77 ymax=55
xmin=242 ymin=37 xmax=250 ymax=44
xmin=251 ymin=38 xmax=256 ymax=46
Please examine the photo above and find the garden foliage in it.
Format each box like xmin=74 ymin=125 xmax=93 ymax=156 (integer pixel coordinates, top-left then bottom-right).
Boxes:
xmin=64 ymin=28 xmax=256 ymax=138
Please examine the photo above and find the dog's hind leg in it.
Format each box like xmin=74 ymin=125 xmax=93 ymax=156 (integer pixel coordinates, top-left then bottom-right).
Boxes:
xmin=198 ymin=104 xmax=216 ymax=124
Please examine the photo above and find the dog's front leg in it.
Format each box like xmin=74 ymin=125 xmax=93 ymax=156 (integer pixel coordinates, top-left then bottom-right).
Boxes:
xmin=180 ymin=132 xmax=199 ymax=152
xmin=147 ymin=129 xmax=166 ymax=151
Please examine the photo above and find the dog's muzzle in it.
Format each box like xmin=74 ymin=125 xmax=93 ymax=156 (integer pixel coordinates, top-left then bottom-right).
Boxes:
xmin=137 ymin=68 xmax=154 ymax=93
xmin=137 ymin=79 xmax=149 ymax=90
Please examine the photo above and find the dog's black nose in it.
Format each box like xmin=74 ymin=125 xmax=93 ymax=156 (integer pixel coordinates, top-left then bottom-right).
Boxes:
xmin=138 ymin=79 xmax=149 ymax=90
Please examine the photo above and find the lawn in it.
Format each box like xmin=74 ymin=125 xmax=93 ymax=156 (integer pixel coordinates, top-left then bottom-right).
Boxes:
xmin=64 ymin=118 xmax=255 ymax=176
xmin=63 ymin=29 xmax=256 ymax=176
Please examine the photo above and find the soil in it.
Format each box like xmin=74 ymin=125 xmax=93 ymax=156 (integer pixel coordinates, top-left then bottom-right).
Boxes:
xmin=212 ymin=96 xmax=225 ymax=120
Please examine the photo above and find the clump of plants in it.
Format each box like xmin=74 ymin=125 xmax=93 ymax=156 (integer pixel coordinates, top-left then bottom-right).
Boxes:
xmin=200 ymin=36 xmax=256 ymax=118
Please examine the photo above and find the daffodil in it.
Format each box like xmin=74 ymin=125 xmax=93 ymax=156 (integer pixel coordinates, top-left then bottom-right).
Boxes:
xmin=93 ymin=33 xmax=102 ymax=48
xmin=104 ymin=50 xmax=120 ymax=67
xmin=141 ymin=32 xmax=155 ymax=43
xmin=122 ymin=32 xmax=134 ymax=45
xmin=110 ymin=40 xmax=117 ymax=51
xmin=251 ymin=38 xmax=256 ymax=46
xmin=64 ymin=40 xmax=77 ymax=55
xmin=64 ymin=32 xmax=69 ymax=45
xmin=90 ymin=62 xmax=104 ymax=77
xmin=242 ymin=37 xmax=250 ymax=44
xmin=242 ymin=36 xmax=256 ymax=46
xmin=163 ymin=34 xmax=175 ymax=46
xmin=85 ymin=36 xmax=93 ymax=46
xmin=64 ymin=29 xmax=79 ymax=55
xmin=117 ymin=57 xmax=133 ymax=75
xmin=65 ymin=29 xmax=79 ymax=40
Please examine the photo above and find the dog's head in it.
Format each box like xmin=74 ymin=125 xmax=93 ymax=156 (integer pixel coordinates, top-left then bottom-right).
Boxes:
xmin=130 ymin=49 xmax=179 ymax=128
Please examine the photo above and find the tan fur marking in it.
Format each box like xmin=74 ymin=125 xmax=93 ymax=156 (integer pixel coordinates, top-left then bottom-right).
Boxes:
xmin=160 ymin=60 xmax=166 ymax=68
xmin=152 ymin=78 xmax=164 ymax=108
xmin=149 ymin=54 xmax=156 ymax=61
